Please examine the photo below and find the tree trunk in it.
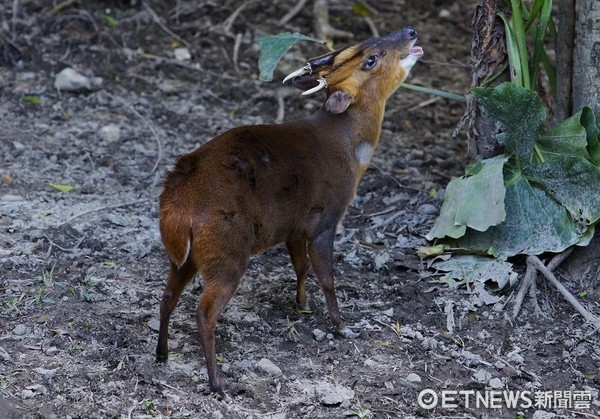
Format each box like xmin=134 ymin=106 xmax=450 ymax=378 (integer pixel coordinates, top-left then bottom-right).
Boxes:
xmin=563 ymin=0 xmax=600 ymax=281
xmin=572 ymin=0 xmax=600 ymax=116
xmin=455 ymin=0 xmax=509 ymax=160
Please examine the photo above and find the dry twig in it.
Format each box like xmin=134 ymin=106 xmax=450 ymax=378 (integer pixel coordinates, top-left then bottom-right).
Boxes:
xmin=512 ymin=248 xmax=574 ymax=319
xmin=142 ymin=1 xmax=190 ymax=49
xmin=58 ymin=199 xmax=150 ymax=227
xmin=528 ymin=254 xmax=600 ymax=330
xmin=278 ymin=0 xmax=309 ymax=26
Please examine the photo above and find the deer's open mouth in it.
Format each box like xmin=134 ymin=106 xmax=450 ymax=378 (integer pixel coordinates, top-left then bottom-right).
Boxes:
xmin=410 ymin=46 xmax=424 ymax=57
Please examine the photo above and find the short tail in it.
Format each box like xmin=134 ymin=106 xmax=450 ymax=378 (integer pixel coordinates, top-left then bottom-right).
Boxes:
xmin=159 ymin=202 xmax=192 ymax=268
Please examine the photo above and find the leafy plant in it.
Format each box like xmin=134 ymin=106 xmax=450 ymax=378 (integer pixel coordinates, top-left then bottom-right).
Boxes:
xmin=499 ymin=0 xmax=556 ymax=93
xmin=427 ymin=83 xmax=600 ymax=279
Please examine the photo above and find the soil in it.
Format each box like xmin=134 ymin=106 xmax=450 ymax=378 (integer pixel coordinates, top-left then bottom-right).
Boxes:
xmin=1 ymin=1 xmax=599 ymax=418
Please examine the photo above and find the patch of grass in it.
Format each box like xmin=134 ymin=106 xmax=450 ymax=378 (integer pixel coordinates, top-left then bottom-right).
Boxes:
xmin=285 ymin=316 xmax=299 ymax=342
xmin=140 ymin=398 xmax=156 ymax=415
xmin=344 ymin=397 xmax=372 ymax=418
xmin=3 ymin=296 xmax=21 ymax=315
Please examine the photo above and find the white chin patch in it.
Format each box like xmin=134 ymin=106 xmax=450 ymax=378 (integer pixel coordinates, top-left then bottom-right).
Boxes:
xmin=399 ymin=55 xmax=419 ymax=72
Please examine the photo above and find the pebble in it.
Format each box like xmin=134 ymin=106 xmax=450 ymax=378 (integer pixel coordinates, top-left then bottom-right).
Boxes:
xmin=13 ymin=324 xmax=27 ymax=336
xmin=363 ymin=359 xmax=378 ymax=369
xmin=488 ymin=377 xmax=503 ymax=389
xmin=312 ymin=329 xmax=326 ymax=342
xmin=46 ymin=347 xmax=59 ymax=356
xmin=532 ymin=411 xmax=556 ymax=419
xmin=418 ymin=204 xmax=438 ymax=215
xmin=174 ymin=47 xmax=192 ymax=61
xmin=0 ymin=346 xmax=11 ymax=361
xmin=314 ymin=382 xmax=354 ymax=405
xmin=406 ymin=373 xmax=422 ymax=384
xmin=99 ymin=125 xmax=121 ymax=143
xmin=147 ymin=319 xmax=160 ymax=332
xmin=34 ymin=367 xmax=58 ymax=379
xmin=54 ymin=67 xmax=103 ymax=92
xmin=256 ymin=358 xmax=282 ymax=376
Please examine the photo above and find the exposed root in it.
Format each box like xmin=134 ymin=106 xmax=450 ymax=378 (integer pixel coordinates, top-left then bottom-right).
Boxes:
xmin=528 ymin=254 xmax=600 ymax=330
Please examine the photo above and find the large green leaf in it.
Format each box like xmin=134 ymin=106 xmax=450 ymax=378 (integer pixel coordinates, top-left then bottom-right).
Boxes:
xmin=258 ymin=33 xmax=325 ymax=82
xmin=457 ymin=173 xmax=582 ymax=256
xmin=472 ymin=83 xmax=546 ymax=167
xmin=426 ymin=156 xmax=508 ymax=240
xmin=531 ymin=156 xmax=600 ymax=228
xmin=537 ymin=109 xmax=593 ymax=161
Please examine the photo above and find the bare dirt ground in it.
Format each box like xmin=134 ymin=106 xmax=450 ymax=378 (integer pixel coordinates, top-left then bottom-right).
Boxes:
xmin=1 ymin=1 xmax=599 ymax=418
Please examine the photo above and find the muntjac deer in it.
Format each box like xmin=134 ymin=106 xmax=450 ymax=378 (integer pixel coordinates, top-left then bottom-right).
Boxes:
xmin=156 ymin=26 xmax=423 ymax=396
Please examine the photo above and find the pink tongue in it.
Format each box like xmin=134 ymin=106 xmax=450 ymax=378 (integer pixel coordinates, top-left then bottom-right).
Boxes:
xmin=411 ymin=46 xmax=424 ymax=56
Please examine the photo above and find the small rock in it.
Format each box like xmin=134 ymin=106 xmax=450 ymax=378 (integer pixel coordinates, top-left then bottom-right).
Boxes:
xmin=211 ymin=410 xmax=224 ymax=419
xmin=406 ymin=373 xmax=422 ymax=384
xmin=314 ymin=382 xmax=354 ymax=405
xmin=326 ymin=333 xmax=334 ymax=340
xmin=488 ymin=377 xmax=503 ymax=389
xmin=13 ymin=324 xmax=27 ymax=336
xmin=382 ymin=308 xmax=394 ymax=317
xmin=0 ymin=346 xmax=11 ymax=361
xmin=532 ymin=411 xmax=557 ymax=419
xmin=99 ymin=125 xmax=121 ymax=143
xmin=256 ymin=358 xmax=282 ymax=376
xmin=439 ymin=9 xmax=451 ymax=19
xmin=507 ymin=351 xmax=525 ymax=364
xmin=174 ymin=47 xmax=192 ymax=61
xmin=313 ymin=329 xmax=327 ymax=342
xmin=363 ymin=359 xmax=378 ymax=369
xmin=46 ymin=347 xmax=59 ymax=356
xmin=147 ymin=319 xmax=160 ymax=332
xmin=54 ymin=67 xmax=103 ymax=92
xmin=238 ymin=359 xmax=254 ymax=370
xmin=473 ymin=369 xmax=491 ymax=383
xmin=418 ymin=204 xmax=438 ymax=215
xmin=374 ymin=251 xmax=390 ymax=270
xmin=34 ymin=367 xmax=58 ymax=379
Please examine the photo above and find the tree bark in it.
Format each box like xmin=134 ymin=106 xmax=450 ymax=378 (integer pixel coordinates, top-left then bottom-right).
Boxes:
xmin=572 ymin=0 xmax=600 ymax=116
xmin=563 ymin=0 xmax=600 ymax=283
xmin=554 ymin=0 xmax=575 ymax=124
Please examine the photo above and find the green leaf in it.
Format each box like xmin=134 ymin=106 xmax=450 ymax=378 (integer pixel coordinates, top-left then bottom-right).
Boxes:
xmin=23 ymin=95 xmax=41 ymax=104
xmin=531 ymin=156 xmax=600 ymax=228
xmin=433 ymin=255 xmax=517 ymax=290
xmin=49 ymin=183 xmax=74 ymax=192
xmin=104 ymin=15 xmax=117 ymax=28
xmin=473 ymin=83 xmax=546 ymax=167
xmin=457 ymin=173 xmax=581 ymax=256
xmin=538 ymin=110 xmax=592 ymax=161
xmin=257 ymin=33 xmax=326 ymax=82
xmin=426 ymin=156 xmax=508 ymax=240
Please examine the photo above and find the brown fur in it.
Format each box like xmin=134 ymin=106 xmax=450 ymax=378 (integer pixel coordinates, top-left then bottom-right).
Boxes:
xmin=156 ymin=27 xmax=421 ymax=396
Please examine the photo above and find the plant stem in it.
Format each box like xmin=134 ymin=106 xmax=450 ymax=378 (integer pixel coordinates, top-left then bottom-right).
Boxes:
xmin=399 ymin=83 xmax=466 ymax=103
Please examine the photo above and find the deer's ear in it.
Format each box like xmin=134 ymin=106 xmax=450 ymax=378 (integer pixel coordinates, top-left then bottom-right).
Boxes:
xmin=325 ymin=91 xmax=353 ymax=114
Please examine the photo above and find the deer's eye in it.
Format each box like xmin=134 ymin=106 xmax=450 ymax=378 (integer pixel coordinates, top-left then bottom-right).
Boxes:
xmin=363 ymin=55 xmax=378 ymax=70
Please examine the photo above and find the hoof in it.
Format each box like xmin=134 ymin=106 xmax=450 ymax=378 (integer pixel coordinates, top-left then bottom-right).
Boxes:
xmin=339 ymin=326 xmax=360 ymax=339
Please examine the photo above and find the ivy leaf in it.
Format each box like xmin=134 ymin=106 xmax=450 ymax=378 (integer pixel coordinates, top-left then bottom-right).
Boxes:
xmin=258 ymin=33 xmax=326 ymax=82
